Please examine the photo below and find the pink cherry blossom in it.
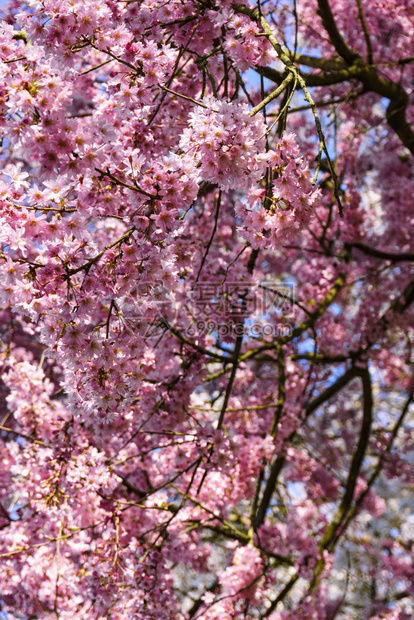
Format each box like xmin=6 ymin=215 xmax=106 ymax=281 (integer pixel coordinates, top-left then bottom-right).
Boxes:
xmin=0 ymin=0 xmax=413 ymax=618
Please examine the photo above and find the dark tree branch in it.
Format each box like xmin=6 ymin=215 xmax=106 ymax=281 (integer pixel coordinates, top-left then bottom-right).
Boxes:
xmin=337 ymin=390 xmax=413 ymax=544
xmin=316 ymin=0 xmax=360 ymax=64
xmin=316 ymin=0 xmax=414 ymax=154
xmin=291 ymin=53 xmax=347 ymax=71
xmin=311 ymin=367 xmax=373 ymax=589
xmin=355 ymin=0 xmax=373 ymax=64
xmin=348 ymin=242 xmax=414 ymax=262
xmin=250 ymin=0 xmax=414 ymax=155
xmin=254 ymin=367 xmax=360 ymax=529
xmin=261 ymin=574 xmax=299 ymax=618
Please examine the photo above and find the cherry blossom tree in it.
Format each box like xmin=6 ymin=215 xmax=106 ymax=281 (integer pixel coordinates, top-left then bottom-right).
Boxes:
xmin=0 ymin=0 xmax=413 ymax=618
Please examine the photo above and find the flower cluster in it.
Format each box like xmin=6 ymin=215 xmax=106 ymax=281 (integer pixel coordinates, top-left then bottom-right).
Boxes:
xmin=180 ymin=98 xmax=268 ymax=191
xmin=0 ymin=0 xmax=413 ymax=618
xmin=237 ymin=132 xmax=319 ymax=248
xmin=218 ymin=545 xmax=263 ymax=599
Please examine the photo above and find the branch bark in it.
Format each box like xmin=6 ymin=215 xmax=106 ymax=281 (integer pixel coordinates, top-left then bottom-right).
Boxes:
xmin=254 ymin=366 xmax=360 ymax=529
xmin=246 ymin=0 xmax=414 ymax=155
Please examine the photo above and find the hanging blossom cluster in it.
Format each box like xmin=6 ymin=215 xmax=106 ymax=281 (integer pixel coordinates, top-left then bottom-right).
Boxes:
xmin=181 ymin=102 xmax=317 ymax=248
xmin=224 ymin=12 xmax=278 ymax=71
xmin=218 ymin=545 xmax=264 ymax=599
xmin=0 ymin=39 xmax=314 ymax=422
xmin=237 ymin=132 xmax=319 ymax=249
xmin=180 ymin=98 xmax=269 ymax=191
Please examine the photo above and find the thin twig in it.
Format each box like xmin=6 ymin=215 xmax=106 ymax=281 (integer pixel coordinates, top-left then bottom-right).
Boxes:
xmin=249 ymin=72 xmax=294 ymax=117
xmin=159 ymin=84 xmax=210 ymax=109
xmin=193 ymin=191 xmax=221 ymax=287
